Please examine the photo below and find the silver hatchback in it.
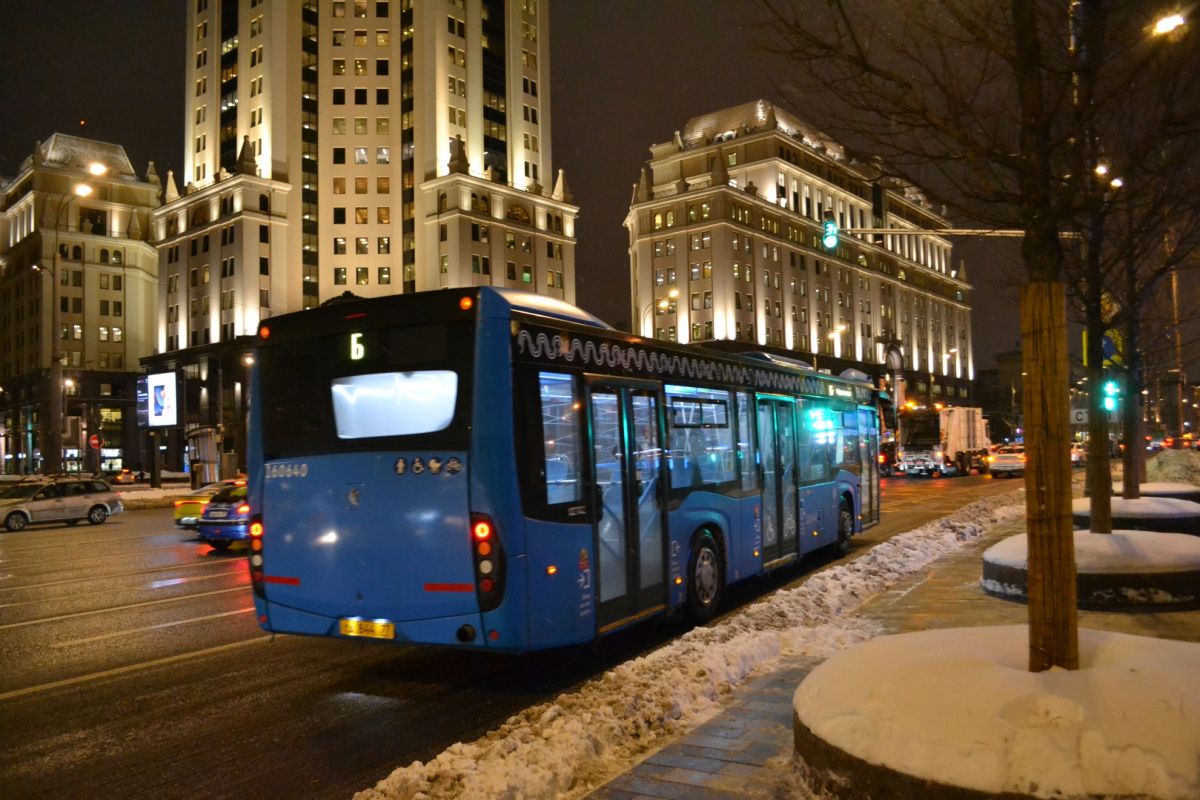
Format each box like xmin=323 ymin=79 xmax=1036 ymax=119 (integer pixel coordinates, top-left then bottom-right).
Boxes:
xmin=988 ymin=446 xmax=1026 ymax=478
xmin=0 ymin=479 xmax=124 ymax=532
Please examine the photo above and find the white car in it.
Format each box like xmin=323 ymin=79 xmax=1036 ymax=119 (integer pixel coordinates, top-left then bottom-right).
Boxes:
xmin=0 ymin=478 xmax=124 ymax=531
xmin=1070 ymin=444 xmax=1087 ymax=467
xmin=988 ymin=446 xmax=1026 ymax=478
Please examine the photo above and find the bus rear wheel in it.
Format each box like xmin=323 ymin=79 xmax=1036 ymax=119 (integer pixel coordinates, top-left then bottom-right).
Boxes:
xmin=834 ymin=500 xmax=853 ymax=557
xmin=685 ymin=533 xmax=722 ymax=625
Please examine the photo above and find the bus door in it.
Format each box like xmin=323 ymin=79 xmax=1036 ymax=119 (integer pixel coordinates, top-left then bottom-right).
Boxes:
xmin=859 ymin=408 xmax=881 ymax=527
xmin=757 ymin=398 xmax=800 ymax=565
xmin=586 ymin=379 xmax=667 ymax=632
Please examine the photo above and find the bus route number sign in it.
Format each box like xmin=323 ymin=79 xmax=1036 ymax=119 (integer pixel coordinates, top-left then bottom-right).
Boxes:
xmin=346 ymin=330 xmax=379 ymax=362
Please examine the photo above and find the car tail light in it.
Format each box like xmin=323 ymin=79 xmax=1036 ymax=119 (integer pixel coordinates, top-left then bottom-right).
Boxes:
xmin=470 ymin=513 xmax=505 ymax=613
xmin=249 ymin=514 xmax=265 ymax=598
xmin=236 ymin=503 xmax=251 ymax=516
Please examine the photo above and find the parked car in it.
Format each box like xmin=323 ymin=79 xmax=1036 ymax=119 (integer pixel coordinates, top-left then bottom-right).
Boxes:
xmin=0 ymin=478 xmax=123 ymax=532
xmin=109 ymin=469 xmax=137 ymax=485
xmin=988 ymin=445 xmax=1026 ymax=478
xmin=174 ymin=479 xmax=246 ymax=529
xmin=197 ymin=484 xmax=251 ymax=550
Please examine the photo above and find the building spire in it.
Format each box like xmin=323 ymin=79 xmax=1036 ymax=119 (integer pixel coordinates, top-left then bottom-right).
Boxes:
xmin=164 ymin=170 xmax=180 ymax=202
xmin=448 ymin=135 xmax=469 ymax=174
xmin=552 ymin=168 xmax=572 ymax=203
xmin=237 ymin=135 xmax=257 ymax=175
xmin=635 ymin=168 xmax=652 ymax=203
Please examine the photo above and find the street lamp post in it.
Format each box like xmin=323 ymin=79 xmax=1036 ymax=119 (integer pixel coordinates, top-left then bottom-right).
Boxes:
xmin=38 ymin=180 xmax=97 ymax=475
xmin=641 ymin=288 xmax=677 ymax=338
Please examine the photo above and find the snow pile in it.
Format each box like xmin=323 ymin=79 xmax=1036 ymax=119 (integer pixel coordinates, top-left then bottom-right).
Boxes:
xmin=984 ymin=530 xmax=1200 ymax=574
xmin=1147 ymin=449 xmax=1200 ymax=485
xmin=1112 ymin=482 xmax=1200 ymax=497
xmin=354 ymin=492 xmax=1027 ymax=800
xmin=794 ymin=625 xmax=1200 ymax=799
xmin=1072 ymin=496 xmax=1200 ymax=519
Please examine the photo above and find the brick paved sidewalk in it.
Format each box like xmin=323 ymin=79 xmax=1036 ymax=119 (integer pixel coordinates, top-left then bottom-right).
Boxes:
xmin=586 ymin=513 xmax=1200 ymax=800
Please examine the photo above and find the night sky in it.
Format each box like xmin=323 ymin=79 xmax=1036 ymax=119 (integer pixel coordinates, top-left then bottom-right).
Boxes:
xmin=0 ymin=1 xmax=1021 ymax=369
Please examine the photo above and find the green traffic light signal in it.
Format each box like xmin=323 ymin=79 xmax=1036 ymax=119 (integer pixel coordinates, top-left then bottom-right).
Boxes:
xmin=822 ymin=215 xmax=838 ymax=249
xmin=1102 ymin=379 xmax=1119 ymax=411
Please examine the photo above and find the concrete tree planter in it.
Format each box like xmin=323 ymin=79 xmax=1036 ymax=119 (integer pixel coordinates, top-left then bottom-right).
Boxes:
xmin=1071 ymin=496 xmax=1200 ymax=534
xmin=981 ymin=530 xmax=1200 ymax=606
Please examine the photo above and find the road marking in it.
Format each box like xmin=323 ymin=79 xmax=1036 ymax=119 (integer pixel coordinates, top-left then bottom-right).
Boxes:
xmin=0 ymin=557 xmax=245 ymax=594
xmin=0 ymin=586 xmax=251 ymax=629
xmin=52 ymin=607 xmax=256 ymax=647
xmin=0 ymin=636 xmax=273 ymax=702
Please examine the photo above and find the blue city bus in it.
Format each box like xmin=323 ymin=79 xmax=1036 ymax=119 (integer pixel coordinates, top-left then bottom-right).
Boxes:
xmin=246 ymin=287 xmax=887 ymax=652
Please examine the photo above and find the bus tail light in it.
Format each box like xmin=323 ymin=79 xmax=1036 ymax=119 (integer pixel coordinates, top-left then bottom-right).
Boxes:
xmin=249 ymin=514 xmax=266 ymax=598
xmin=470 ymin=513 xmax=505 ymax=614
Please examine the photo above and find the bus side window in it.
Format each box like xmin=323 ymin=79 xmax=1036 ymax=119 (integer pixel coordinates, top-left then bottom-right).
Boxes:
xmin=798 ymin=401 xmax=830 ymax=484
xmin=666 ymin=388 xmax=736 ymax=491
xmin=538 ymin=372 xmax=584 ymax=505
xmin=736 ymin=391 xmax=758 ymax=491
xmin=841 ymin=411 xmax=860 ymax=468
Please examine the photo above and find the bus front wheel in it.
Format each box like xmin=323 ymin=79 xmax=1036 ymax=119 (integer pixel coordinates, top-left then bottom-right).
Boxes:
xmin=685 ymin=533 xmax=723 ymax=625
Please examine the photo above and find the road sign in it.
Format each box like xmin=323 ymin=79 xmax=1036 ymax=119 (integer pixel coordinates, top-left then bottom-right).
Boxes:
xmin=89 ymin=434 xmax=103 ymax=449
xmin=1070 ymin=409 xmax=1088 ymax=425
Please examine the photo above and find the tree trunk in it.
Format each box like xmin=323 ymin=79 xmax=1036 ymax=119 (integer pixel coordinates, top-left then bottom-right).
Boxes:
xmin=1021 ymin=282 xmax=1079 ymax=672
xmin=1085 ymin=357 xmax=1113 ymax=532
xmin=1122 ymin=272 xmax=1144 ymax=499
xmin=1083 ymin=233 xmax=1113 ymax=532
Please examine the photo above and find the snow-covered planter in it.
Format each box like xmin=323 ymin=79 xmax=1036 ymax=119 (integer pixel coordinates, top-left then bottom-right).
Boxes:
xmin=1071 ymin=496 xmax=1200 ymax=535
xmin=981 ymin=530 xmax=1200 ymax=606
xmin=793 ymin=626 xmax=1200 ymax=799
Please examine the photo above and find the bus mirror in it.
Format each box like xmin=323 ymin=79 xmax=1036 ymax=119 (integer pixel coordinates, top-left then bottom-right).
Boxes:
xmin=880 ymin=398 xmax=898 ymax=431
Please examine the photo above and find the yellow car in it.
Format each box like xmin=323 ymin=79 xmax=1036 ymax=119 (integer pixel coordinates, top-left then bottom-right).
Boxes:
xmin=174 ymin=479 xmax=246 ymax=529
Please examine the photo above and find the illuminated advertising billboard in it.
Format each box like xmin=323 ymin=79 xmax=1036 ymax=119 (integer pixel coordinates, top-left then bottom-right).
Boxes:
xmin=137 ymin=372 xmax=179 ymax=427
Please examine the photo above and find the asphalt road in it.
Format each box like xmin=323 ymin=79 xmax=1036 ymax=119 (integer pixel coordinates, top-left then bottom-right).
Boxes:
xmin=0 ymin=473 xmax=1024 ymax=800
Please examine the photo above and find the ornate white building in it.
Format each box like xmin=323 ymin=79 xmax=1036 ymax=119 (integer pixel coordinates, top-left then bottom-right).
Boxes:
xmin=0 ymin=135 xmax=162 ymax=473
xmin=626 ymin=100 xmax=975 ymax=404
xmin=152 ymin=0 xmax=576 ymax=345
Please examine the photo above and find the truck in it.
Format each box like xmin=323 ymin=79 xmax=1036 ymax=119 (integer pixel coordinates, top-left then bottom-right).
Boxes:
xmin=896 ymin=405 xmax=991 ymax=477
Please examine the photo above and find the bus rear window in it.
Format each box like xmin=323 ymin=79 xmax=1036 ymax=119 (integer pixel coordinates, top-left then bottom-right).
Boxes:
xmin=259 ymin=321 xmax=474 ymax=457
xmin=332 ymin=371 xmax=458 ymax=439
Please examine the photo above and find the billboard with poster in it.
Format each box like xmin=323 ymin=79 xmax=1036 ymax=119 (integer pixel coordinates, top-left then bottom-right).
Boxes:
xmin=137 ymin=372 xmax=178 ymax=427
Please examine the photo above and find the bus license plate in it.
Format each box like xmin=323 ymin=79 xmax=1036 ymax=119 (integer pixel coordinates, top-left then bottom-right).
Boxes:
xmin=339 ymin=619 xmax=395 ymax=639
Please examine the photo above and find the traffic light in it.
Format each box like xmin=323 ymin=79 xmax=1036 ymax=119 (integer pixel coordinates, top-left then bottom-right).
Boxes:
xmin=822 ymin=212 xmax=838 ymax=250
xmin=1102 ymin=377 xmax=1120 ymax=411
